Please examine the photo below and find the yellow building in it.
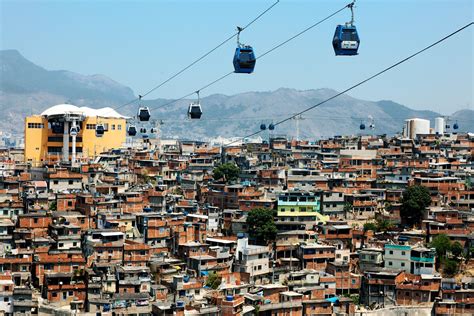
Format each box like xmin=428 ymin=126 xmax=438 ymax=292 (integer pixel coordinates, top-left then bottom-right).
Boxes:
xmin=25 ymin=104 xmax=127 ymax=165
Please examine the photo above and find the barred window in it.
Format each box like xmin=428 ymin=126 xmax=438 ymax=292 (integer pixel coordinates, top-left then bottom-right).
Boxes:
xmin=86 ymin=124 xmax=96 ymax=130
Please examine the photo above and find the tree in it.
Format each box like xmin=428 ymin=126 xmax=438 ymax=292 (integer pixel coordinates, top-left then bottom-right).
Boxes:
xmin=363 ymin=222 xmax=377 ymax=232
xmin=376 ymin=219 xmax=394 ymax=232
xmin=400 ymin=185 xmax=431 ymax=226
xmin=465 ymin=178 xmax=472 ymax=190
xmin=246 ymin=208 xmax=277 ymax=245
xmin=213 ymin=163 xmax=240 ymax=182
xmin=442 ymin=258 xmax=458 ymax=277
xmin=451 ymin=241 xmax=464 ymax=258
xmin=430 ymin=234 xmax=451 ymax=258
xmin=49 ymin=201 xmax=57 ymax=212
xmin=343 ymin=203 xmax=353 ymax=213
xmin=205 ymin=272 xmax=221 ymax=289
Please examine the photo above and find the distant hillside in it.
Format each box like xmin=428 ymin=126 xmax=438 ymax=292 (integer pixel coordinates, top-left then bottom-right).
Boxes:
xmin=0 ymin=50 xmax=134 ymax=134
xmin=0 ymin=49 xmax=472 ymax=139
xmin=137 ymin=89 xmax=473 ymax=140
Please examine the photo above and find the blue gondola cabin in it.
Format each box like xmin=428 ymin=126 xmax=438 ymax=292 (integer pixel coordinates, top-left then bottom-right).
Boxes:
xmin=332 ymin=25 xmax=360 ymax=56
xmin=233 ymin=46 xmax=256 ymax=73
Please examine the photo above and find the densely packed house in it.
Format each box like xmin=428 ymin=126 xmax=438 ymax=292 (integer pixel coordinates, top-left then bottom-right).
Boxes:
xmin=0 ymin=128 xmax=473 ymax=315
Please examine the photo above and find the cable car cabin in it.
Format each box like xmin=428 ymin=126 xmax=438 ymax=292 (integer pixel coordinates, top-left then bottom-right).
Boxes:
xmin=95 ymin=124 xmax=105 ymax=137
xmin=260 ymin=124 xmax=266 ymax=131
xmin=188 ymin=103 xmax=202 ymax=119
xmin=453 ymin=122 xmax=459 ymax=130
xmin=127 ymin=125 xmax=137 ymax=136
xmin=269 ymin=124 xmax=275 ymax=131
xmin=140 ymin=127 xmax=147 ymax=134
xmin=150 ymin=128 xmax=157 ymax=134
xmin=359 ymin=123 xmax=366 ymax=130
xmin=332 ymin=25 xmax=360 ymax=56
xmin=233 ymin=46 xmax=256 ymax=73
xmin=70 ymin=126 xmax=79 ymax=136
xmin=138 ymin=107 xmax=151 ymax=122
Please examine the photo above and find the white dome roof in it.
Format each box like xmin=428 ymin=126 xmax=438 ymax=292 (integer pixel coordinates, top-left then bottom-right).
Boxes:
xmin=41 ymin=104 xmax=127 ymax=118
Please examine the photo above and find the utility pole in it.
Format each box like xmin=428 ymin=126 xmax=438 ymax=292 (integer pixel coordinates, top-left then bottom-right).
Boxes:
xmin=292 ymin=114 xmax=305 ymax=141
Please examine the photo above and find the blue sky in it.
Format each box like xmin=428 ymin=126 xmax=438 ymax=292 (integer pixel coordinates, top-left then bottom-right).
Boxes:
xmin=1 ymin=0 xmax=473 ymax=113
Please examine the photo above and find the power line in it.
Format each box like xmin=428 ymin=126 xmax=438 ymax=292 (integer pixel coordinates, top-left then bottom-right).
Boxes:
xmin=223 ymin=22 xmax=474 ymax=146
xmin=153 ymin=71 xmax=235 ymax=110
xmin=148 ymin=1 xmax=355 ymax=112
xmin=113 ymin=0 xmax=280 ymax=112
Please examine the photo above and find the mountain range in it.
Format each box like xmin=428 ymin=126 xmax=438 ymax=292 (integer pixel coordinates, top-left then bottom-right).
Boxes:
xmin=1 ymin=49 xmax=472 ymax=140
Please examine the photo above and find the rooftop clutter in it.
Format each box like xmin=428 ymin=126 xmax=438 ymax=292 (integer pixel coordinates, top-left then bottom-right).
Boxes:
xmin=0 ymin=132 xmax=473 ymax=315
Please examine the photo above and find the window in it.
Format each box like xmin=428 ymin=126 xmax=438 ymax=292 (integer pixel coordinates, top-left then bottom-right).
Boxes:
xmin=69 ymin=291 xmax=73 ymax=296
xmin=401 ymin=262 xmax=405 ymax=267
xmin=388 ymin=261 xmax=393 ymax=266
xmin=118 ymin=124 xmax=122 ymax=130
xmin=33 ymin=218 xmax=38 ymax=224
xmin=27 ymin=122 xmax=44 ymax=129
xmin=389 ymin=250 xmax=393 ymax=255
xmin=112 ymin=124 xmax=116 ymax=130
xmin=52 ymin=293 xmax=57 ymax=297
xmin=59 ymin=243 xmax=64 ymax=247
xmin=401 ymin=251 xmax=406 ymax=255
xmin=53 ymin=180 xmax=59 ymax=185
xmin=68 ymin=180 xmax=73 ymax=185
xmin=3 ymin=297 xmax=8 ymax=302
xmin=73 ymin=242 xmax=77 ymax=247
xmin=86 ymin=124 xmax=96 ymax=130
